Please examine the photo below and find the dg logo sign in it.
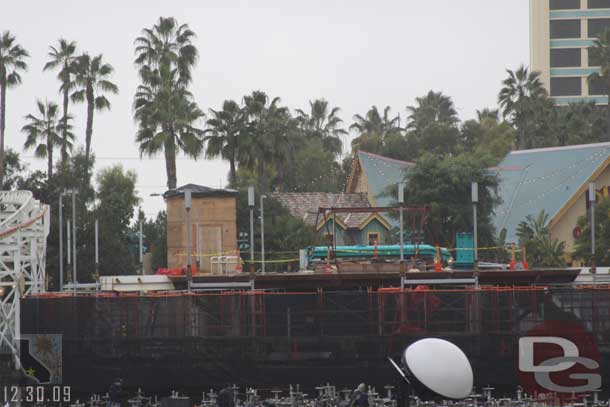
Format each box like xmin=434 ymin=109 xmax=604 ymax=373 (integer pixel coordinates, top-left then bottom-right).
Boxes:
xmin=518 ymin=321 xmax=601 ymax=394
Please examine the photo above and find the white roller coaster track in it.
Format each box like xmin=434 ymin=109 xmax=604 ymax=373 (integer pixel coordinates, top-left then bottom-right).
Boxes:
xmin=0 ymin=191 xmax=49 ymax=370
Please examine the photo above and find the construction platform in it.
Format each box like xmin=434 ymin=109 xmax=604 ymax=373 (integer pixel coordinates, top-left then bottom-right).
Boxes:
xmin=170 ymin=267 xmax=581 ymax=291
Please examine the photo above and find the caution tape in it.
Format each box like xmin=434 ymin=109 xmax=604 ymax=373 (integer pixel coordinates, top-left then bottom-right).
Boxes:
xmin=447 ymin=246 xmax=521 ymax=252
xmin=244 ymin=258 xmax=300 ymax=264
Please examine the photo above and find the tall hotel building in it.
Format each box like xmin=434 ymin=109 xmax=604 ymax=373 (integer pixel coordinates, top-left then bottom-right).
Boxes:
xmin=531 ymin=0 xmax=610 ymax=105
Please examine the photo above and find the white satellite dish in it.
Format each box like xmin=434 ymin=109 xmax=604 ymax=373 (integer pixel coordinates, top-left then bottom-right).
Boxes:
xmin=402 ymin=338 xmax=473 ymax=400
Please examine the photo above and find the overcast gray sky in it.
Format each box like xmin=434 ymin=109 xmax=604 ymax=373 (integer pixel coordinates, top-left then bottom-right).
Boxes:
xmin=3 ymin=0 xmax=529 ymax=217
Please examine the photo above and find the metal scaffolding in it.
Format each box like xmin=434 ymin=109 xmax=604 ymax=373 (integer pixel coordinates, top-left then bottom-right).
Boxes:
xmin=0 ymin=191 xmax=49 ymax=370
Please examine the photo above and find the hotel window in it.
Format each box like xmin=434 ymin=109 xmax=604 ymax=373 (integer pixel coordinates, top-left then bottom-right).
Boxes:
xmin=588 ymin=18 xmax=610 ymax=38
xmin=551 ymin=77 xmax=582 ymax=96
xmin=368 ymin=232 xmax=380 ymax=246
xmin=589 ymin=0 xmax=610 ymax=8
xmin=550 ymin=20 xmax=581 ymax=39
xmin=588 ymin=76 xmax=608 ymax=95
xmin=551 ymin=0 xmax=580 ymax=9
xmin=550 ymin=48 xmax=581 ymax=67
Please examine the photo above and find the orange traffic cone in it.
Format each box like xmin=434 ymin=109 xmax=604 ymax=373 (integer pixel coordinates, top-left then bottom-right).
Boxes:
xmin=509 ymin=243 xmax=516 ymax=271
xmin=434 ymin=244 xmax=442 ymax=272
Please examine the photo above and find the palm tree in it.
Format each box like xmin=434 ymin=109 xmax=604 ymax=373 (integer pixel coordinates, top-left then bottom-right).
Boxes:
xmin=71 ymin=53 xmax=118 ymax=170
xmin=350 ymin=106 xmax=401 ymax=153
xmin=134 ymin=17 xmax=201 ymax=189
xmin=0 ymin=31 xmax=29 ymax=186
xmin=204 ymin=100 xmax=245 ymax=188
xmin=135 ymin=16 xmax=197 ymax=86
xmin=22 ymin=100 xmax=73 ymax=178
xmin=241 ymin=91 xmax=293 ymax=192
xmin=43 ymin=39 xmax=78 ymax=168
xmin=498 ymin=65 xmax=547 ymax=150
xmin=516 ymin=210 xmax=565 ymax=267
xmin=407 ymin=90 xmax=459 ymax=131
xmin=295 ymin=99 xmax=346 ymax=157
xmin=588 ymin=27 xmax=610 ymax=138
xmin=134 ymin=66 xmax=204 ymax=190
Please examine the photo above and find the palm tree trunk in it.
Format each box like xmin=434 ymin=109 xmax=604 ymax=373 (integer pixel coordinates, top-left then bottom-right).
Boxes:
xmin=47 ymin=137 xmax=53 ymax=179
xmin=85 ymin=84 xmax=94 ymax=171
xmin=0 ymin=79 xmax=6 ymax=187
xmin=61 ymin=85 xmax=69 ymax=168
xmin=229 ymin=158 xmax=237 ymax=188
xmin=164 ymin=136 xmax=177 ymax=190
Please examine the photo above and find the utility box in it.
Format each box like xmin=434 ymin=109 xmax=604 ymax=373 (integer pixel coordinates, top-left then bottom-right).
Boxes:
xmin=455 ymin=232 xmax=474 ymax=268
xmin=164 ymin=184 xmax=238 ymax=274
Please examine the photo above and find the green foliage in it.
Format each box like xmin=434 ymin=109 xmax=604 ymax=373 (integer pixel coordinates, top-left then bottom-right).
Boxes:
xmin=459 ymin=111 xmax=515 ymax=164
xmin=498 ymin=65 xmax=549 ymax=150
xmin=134 ymin=16 xmax=202 ymax=190
xmin=350 ymin=105 xmax=402 ymax=154
xmin=22 ymin=99 xmax=74 ymax=178
xmin=142 ymin=210 xmax=168 ymax=271
xmin=574 ymin=197 xmax=610 ymax=266
xmin=71 ymin=53 xmax=118 ymax=172
xmin=516 ymin=210 xmax=566 ymax=267
xmin=93 ymin=165 xmax=141 ymax=276
xmin=240 ymin=91 xmax=295 ymax=192
xmin=588 ymin=27 xmax=610 ymax=138
xmin=0 ymin=30 xmax=29 ymax=185
xmin=389 ymin=153 xmax=500 ymax=249
xmin=43 ymin=38 xmax=78 ymax=167
xmin=205 ymin=100 xmax=246 ymax=188
xmin=235 ymin=190 xmax=315 ymax=272
xmin=295 ymin=99 xmax=346 ymax=158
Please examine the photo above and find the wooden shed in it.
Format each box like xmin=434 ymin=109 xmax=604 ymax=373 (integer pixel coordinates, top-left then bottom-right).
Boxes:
xmin=164 ymin=184 xmax=238 ymax=273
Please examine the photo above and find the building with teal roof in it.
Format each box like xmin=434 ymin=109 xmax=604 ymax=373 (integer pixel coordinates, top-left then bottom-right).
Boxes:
xmin=492 ymin=142 xmax=610 ymax=257
xmin=346 ymin=145 xmax=610 ymax=261
xmin=345 ymin=151 xmax=414 ymax=207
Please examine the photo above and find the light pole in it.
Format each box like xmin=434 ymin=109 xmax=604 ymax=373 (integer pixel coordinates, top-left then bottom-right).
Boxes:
xmin=589 ymin=182 xmax=597 ymax=279
xmin=260 ymin=194 xmax=267 ymax=274
xmin=58 ymin=193 xmax=64 ymax=291
xmin=472 ymin=182 xmax=479 ymax=289
xmin=185 ymin=189 xmax=192 ymax=291
xmin=248 ymin=187 xmax=255 ymax=274
xmin=398 ymin=183 xmax=405 ymax=263
xmin=139 ymin=218 xmax=144 ymax=274
xmin=71 ymin=190 xmax=78 ymax=290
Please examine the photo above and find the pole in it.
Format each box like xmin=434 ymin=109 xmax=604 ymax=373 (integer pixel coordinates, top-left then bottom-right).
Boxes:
xmin=398 ymin=183 xmax=405 ymax=263
xmin=94 ymin=219 xmax=99 ymax=275
xmin=71 ymin=190 xmax=77 ymax=288
xmin=472 ymin=182 xmax=479 ymax=289
xmin=589 ymin=183 xmax=596 ymax=277
xmin=139 ymin=219 xmax=143 ymax=273
xmin=67 ymin=220 xmax=71 ymax=266
xmin=248 ymin=187 xmax=255 ymax=274
xmin=59 ymin=194 xmax=64 ymax=291
xmin=185 ymin=190 xmax=192 ymax=291
xmin=260 ymin=195 xmax=266 ymax=274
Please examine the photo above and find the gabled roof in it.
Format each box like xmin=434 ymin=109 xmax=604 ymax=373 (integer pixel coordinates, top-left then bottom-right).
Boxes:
xmin=164 ymin=184 xmax=238 ymax=199
xmin=345 ymin=151 xmax=414 ymax=206
xmin=492 ymin=142 xmax=610 ymax=243
xmin=269 ymin=192 xmax=390 ymax=230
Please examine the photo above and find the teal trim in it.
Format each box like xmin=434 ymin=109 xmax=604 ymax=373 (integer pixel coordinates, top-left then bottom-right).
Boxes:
xmin=552 ymin=96 xmax=608 ymax=105
xmin=550 ymin=67 xmax=600 ymax=75
xmin=550 ymin=10 xmax=610 ymax=18
xmin=550 ymin=39 xmax=595 ymax=47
